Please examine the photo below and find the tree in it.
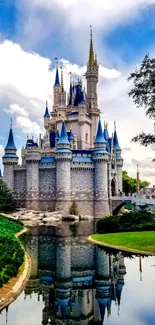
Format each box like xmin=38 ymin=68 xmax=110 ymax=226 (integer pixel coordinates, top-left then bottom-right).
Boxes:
xmin=128 ymin=54 xmax=155 ymax=146
xmin=122 ymin=170 xmax=149 ymax=194
xmin=0 ymin=181 xmax=15 ymax=212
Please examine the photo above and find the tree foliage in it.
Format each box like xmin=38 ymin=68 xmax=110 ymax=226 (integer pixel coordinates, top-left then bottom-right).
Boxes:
xmin=128 ymin=54 xmax=155 ymax=145
xmin=96 ymin=210 xmax=155 ymax=234
xmin=0 ymin=215 xmax=24 ymax=287
xmin=122 ymin=170 xmax=149 ymax=194
xmin=0 ymin=181 xmax=15 ymax=212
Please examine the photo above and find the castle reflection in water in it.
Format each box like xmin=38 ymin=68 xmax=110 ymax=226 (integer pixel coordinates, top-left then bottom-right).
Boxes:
xmin=23 ymin=221 xmax=126 ymax=325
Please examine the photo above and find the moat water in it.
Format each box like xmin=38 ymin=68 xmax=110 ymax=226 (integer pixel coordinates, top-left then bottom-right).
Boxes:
xmin=0 ymin=221 xmax=155 ymax=325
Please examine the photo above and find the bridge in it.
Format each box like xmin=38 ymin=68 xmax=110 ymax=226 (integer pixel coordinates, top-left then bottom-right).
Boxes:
xmin=111 ymin=194 xmax=155 ymax=212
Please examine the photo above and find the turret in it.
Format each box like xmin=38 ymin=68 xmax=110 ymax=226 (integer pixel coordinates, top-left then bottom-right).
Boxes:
xmin=55 ymin=129 xmax=59 ymax=147
xmin=59 ymin=67 xmax=66 ymax=107
xmin=68 ymin=73 xmax=73 ymax=106
xmin=114 ymin=121 xmax=123 ymax=193
xmin=55 ymin=121 xmax=72 ymax=213
xmin=3 ymin=119 xmax=18 ymax=189
xmin=93 ymin=118 xmax=109 ymax=217
xmin=68 ymin=129 xmax=74 ymax=149
xmin=25 ymin=139 xmax=41 ymax=210
xmin=104 ymin=122 xmax=110 ymax=153
xmin=85 ymin=26 xmax=99 ymax=146
xmin=44 ymin=101 xmax=50 ymax=131
xmin=53 ymin=59 xmax=61 ymax=108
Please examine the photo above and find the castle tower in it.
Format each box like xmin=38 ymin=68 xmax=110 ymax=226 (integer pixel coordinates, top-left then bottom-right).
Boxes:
xmin=68 ymin=73 xmax=73 ymax=106
xmin=93 ymin=118 xmax=109 ymax=217
xmin=85 ymin=26 xmax=99 ymax=146
xmin=59 ymin=67 xmax=66 ymax=107
xmin=44 ymin=101 xmax=50 ymax=131
xmin=3 ymin=120 xmax=18 ymax=189
xmin=55 ymin=121 xmax=72 ymax=213
xmin=25 ymin=147 xmax=41 ymax=210
xmin=113 ymin=122 xmax=123 ymax=193
xmin=53 ymin=59 xmax=61 ymax=109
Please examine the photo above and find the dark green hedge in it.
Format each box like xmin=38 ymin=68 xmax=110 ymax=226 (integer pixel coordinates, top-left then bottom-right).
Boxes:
xmin=0 ymin=215 xmax=24 ymax=287
xmin=96 ymin=211 xmax=155 ymax=234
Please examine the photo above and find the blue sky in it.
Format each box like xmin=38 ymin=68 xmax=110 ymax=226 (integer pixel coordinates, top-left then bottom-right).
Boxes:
xmin=1 ymin=0 xmax=155 ymax=182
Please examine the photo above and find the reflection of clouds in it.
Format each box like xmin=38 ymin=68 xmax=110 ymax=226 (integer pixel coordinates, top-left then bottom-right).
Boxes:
xmin=0 ymin=292 xmax=44 ymax=325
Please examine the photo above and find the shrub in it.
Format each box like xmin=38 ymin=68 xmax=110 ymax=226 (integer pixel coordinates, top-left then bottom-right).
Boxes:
xmin=69 ymin=201 xmax=78 ymax=215
xmin=0 ymin=215 xmax=24 ymax=287
xmin=0 ymin=181 xmax=15 ymax=212
xmin=96 ymin=211 xmax=155 ymax=234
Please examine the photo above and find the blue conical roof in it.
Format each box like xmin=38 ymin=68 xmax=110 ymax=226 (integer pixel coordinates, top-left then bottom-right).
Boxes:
xmin=104 ymin=127 xmax=110 ymax=151
xmin=0 ymin=169 xmax=2 ymax=178
xmin=68 ymin=129 xmax=74 ymax=141
xmin=69 ymin=79 xmax=73 ymax=105
xmin=5 ymin=122 xmax=16 ymax=150
xmin=54 ymin=63 xmax=60 ymax=86
xmin=44 ymin=101 xmax=50 ymax=117
xmin=116 ymin=283 xmax=124 ymax=306
xmin=94 ymin=119 xmax=106 ymax=144
xmin=58 ymin=121 xmax=70 ymax=145
xmin=114 ymin=129 xmax=121 ymax=150
xmin=55 ymin=130 xmax=59 ymax=141
xmin=96 ymin=298 xmax=109 ymax=322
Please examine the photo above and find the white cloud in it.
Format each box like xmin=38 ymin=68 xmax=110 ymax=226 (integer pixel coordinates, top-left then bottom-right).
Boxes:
xmin=22 ymin=0 xmax=155 ymax=31
xmin=16 ymin=116 xmax=42 ymax=136
xmin=4 ymin=104 xmax=28 ymax=117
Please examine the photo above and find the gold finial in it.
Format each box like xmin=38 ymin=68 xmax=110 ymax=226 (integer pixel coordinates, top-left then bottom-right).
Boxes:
xmin=104 ymin=121 xmax=108 ymax=129
xmin=32 ymin=135 xmax=34 ymax=140
xmin=46 ymin=100 xmax=48 ymax=107
xmin=10 ymin=118 xmax=12 ymax=129
xmin=27 ymin=135 xmax=28 ymax=140
xmin=114 ymin=120 xmax=116 ymax=131
xmin=88 ymin=25 xmax=95 ymax=66
xmin=60 ymin=67 xmax=64 ymax=92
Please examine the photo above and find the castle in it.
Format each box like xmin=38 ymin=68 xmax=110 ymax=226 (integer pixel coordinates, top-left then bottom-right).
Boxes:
xmin=2 ymin=28 xmax=123 ymax=217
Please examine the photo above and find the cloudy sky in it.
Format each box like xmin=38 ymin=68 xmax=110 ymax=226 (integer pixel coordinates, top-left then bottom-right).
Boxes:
xmin=1 ymin=0 xmax=155 ymax=184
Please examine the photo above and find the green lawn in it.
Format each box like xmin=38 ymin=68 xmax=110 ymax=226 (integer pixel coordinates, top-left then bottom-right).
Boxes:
xmin=91 ymin=231 xmax=155 ymax=253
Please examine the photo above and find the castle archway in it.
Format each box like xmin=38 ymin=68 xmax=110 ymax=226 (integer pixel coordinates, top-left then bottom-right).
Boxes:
xmin=111 ymin=179 xmax=116 ymax=196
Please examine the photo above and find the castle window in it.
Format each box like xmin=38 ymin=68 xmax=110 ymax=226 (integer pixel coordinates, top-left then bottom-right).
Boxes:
xmin=85 ymin=131 xmax=88 ymax=143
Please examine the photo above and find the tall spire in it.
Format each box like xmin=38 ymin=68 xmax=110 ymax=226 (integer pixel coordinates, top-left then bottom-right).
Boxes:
xmin=5 ymin=119 xmax=16 ymax=150
xmin=54 ymin=58 xmax=60 ymax=86
xmin=113 ymin=121 xmax=121 ymax=150
xmin=44 ymin=101 xmax=50 ymax=117
xmin=58 ymin=121 xmax=70 ymax=145
xmin=88 ymin=25 xmax=95 ymax=66
xmin=60 ymin=67 xmax=64 ymax=92
xmin=69 ymin=72 xmax=73 ymax=105
xmin=94 ymin=118 xmax=106 ymax=144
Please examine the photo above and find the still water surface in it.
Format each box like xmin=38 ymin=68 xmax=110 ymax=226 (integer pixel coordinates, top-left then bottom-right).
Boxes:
xmin=0 ymin=221 xmax=155 ymax=325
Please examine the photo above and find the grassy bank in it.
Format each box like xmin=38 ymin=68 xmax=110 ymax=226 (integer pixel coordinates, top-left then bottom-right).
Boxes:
xmin=0 ymin=215 xmax=24 ymax=287
xmin=91 ymin=231 xmax=155 ymax=254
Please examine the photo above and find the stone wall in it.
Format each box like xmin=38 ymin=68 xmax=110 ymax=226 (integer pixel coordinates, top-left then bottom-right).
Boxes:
xmin=71 ymin=240 xmax=95 ymax=270
xmin=3 ymin=165 xmax=14 ymax=190
xmin=71 ymin=166 xmax=94 ymax=215
xmin=14 ymin=169 xmax=26 ymax=202
xmin=39 ymin=167 xmax=56 ymax=201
